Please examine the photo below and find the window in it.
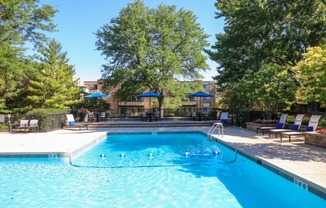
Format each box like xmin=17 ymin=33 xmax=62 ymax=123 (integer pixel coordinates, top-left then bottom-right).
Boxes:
xmin=203 ymin=83 xmax=210 ymax=90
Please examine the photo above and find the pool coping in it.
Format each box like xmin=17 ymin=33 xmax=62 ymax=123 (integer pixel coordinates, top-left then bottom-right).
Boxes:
xmin=210 ymin=134 xmax=326 ymax=201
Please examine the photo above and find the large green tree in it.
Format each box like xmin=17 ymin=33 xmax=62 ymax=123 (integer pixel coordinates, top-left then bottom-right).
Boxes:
xmin=27 ymin=39 xmax=80 ymax=109
xmin=293 ymin=46 xmax=326 ymax=108
xmin=0 ymin=0 xmax=57 ymax=46
xmin=0 ymin=0 xmax=57 ymax=112
xmin=207 ymin=0 xmax=326 ymax=111
xmin=95 ymin=0 xmax=209 ymax=111
xmin=208 ymin=0 xmax=326 ymax=86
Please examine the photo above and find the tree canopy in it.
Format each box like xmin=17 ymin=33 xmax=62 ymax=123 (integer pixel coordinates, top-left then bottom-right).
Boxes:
xmin=0 ymin=1 xmax=80 ymax=113
xmin=207 ymin=0 xmax=326 ymax=112
xmin=293 ymin=45 xmax=326 ymax=107
xmin=95 ymin=0 xmax=209 ymax=110
xmin=0 ymin=0 xmax=57 ymax=47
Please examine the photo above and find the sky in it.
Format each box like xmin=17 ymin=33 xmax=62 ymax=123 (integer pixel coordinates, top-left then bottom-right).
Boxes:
xmin=41 ymin=0 xmax=225 ymax=82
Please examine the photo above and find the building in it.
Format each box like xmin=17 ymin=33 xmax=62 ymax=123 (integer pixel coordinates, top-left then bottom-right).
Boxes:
xmin=80 ymin=80 xmax=216 ymax=116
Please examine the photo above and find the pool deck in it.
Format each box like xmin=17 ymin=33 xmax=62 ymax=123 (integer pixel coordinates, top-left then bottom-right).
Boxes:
xmin=0 ymin=125 xmax=325 ymax=200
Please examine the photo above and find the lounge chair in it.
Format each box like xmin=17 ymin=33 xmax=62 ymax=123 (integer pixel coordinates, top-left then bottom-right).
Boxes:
xmin=66 ymin=114 xmax=88 ymax=130
xmin=268 ymin=114 xmax=305 ymax=138
xmin=219 ymin=112 xmax=229 ymax=124
xmin=280 ymin=115 xmax=322 ymax=142
xmin=257 ymin=113 xmax=288 ymax=135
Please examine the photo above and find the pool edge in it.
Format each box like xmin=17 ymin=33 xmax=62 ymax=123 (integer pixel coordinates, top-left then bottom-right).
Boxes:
xmin=210 ymin=134 xmax=326 ymax=201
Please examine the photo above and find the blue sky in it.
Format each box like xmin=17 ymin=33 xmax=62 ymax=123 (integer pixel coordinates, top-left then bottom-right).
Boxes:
xmin=41 ymin=0 xmax=224 ymax=81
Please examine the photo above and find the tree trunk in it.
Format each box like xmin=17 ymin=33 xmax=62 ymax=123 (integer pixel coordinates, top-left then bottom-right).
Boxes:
xmin=158 ymin=97 xmax=164 ymax=117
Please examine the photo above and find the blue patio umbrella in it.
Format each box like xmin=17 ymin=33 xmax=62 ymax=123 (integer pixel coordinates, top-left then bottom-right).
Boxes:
xmin=188 ymin=91 xmax=212 ymax=111
xmin=84 ymin=91 xmax=109 ymax=99
xmin=137 ymin=91 xmax=162 ymax=98
xmin=137 ymin=91 xmax=162 ymax=110
xmin=84 ymin=91 xmax=109 ymax=122
xmin=188 ymin=91 xmax=213 ymax=98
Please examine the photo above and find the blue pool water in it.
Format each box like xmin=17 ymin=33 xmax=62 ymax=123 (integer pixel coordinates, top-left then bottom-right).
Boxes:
xmin=0 ymin=132 xmax=325 ymax=207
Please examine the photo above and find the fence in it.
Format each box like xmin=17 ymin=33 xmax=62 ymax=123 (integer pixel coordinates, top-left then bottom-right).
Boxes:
xmin=0 ymin=113 xmax=66 ymax=132
xmin=0 ymin=109 xmax=325 ymax=132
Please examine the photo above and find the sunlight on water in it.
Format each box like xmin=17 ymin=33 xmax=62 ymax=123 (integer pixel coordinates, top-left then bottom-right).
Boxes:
xmin=0 ymin=132 xmax=325 ymax=207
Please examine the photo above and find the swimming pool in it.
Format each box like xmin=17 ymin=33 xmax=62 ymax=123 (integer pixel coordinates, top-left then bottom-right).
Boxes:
xmin=0 ymin=132 xmax=325 ymax=207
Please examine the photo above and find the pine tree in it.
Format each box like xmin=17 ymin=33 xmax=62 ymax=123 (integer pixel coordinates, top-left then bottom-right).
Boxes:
xmin=27 ymin=39 xmax=80 ymax=109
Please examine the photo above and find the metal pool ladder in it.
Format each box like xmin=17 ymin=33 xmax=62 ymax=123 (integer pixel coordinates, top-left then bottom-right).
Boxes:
xmin=208 ymin=122 xmax=224 ymax=139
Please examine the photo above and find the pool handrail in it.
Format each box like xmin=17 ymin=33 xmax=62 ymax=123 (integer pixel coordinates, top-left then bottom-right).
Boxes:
xmin=208 ymin=122 xmax=224 ymax=138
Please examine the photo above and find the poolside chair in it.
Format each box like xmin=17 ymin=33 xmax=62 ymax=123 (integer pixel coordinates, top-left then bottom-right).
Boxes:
xmin=28 ymin=119 xmax=39 ymax=132
xmin=257 ymin=113 xmax=288 ymax=135
xmin=0 ymin=114 xmax=4 ymax=123
xmin=190 ymin=112 xmax=196 ymax=121
xmin=280 ymin=115 xmax=322 ymax=142
xmin=12 ymin=119 xmax=29 ymax=133
xmin=153 ymin=109 xmax=160 ymax=121
xmin=268 ymin=114 xmax=305 ymax=138
xmin=66 ymin=114 xmax=88 ymax=130
xmin=141 ymin=111 xmax=147 ymax=121
xmin=99 ymin=112 xmax=107 ymax=121
xmin=218 ymin=112 xmax=229 ymax=124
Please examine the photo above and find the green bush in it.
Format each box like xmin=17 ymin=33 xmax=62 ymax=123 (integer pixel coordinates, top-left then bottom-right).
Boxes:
xmin=25 ymin=108 xmax=66 ymax=131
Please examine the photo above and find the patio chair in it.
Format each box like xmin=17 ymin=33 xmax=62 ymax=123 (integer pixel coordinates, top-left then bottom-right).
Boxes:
xmin=141 ymin=111 xmax=147 ymax=121
xmin=0 ymin=114 xmax=4 ymax=123
xmin=257 ymin=113 xmax=288 ymax=135
xmin=12 ymin=119 xmax=29 ymax=133
xmin=65 ymin=114 xmax=88 ymax=130
xmin=100 ymin=112 xmax=107 ymax=121
xmin=27 ymin=119 xmax=39 ymax=132
xmin=153 ymin=109 xmax=160 ymax=121
xmin=201 ymin=110 xmax=211 ymax=121
xmin=268 ymin=114 xmax=305 ymax=138
xmin=280 ymin=115 xmax=322 ymax=142
xmin=190 ymin=112 xmax=196 ymax=121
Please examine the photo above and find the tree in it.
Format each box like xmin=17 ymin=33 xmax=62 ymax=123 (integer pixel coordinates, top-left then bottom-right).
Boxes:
xmin=0 ymin=0 xmax=57 ymax=112
xmin=0 ymin=0 xmax=57 ymax=46
xmin=0 ymin=42 xmax=26 ymax=111
xmin=293 ymin=46 xmax=326 ymax=108
xmin=95 ymin=0 xmax=209 ymax=112
xmin=27 ymin=39 xmax=80 ymax=109
xmin=207 ymin=0 xmax=326 ymax=87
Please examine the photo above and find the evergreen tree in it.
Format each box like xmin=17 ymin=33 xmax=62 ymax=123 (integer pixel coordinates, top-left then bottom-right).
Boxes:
xmin=0 ymin=0 xmax=57 ymax=112
xmin=27 ymin=39 xmax=80 ymax=109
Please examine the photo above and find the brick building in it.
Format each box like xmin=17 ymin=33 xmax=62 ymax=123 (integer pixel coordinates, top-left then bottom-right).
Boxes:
xmin=80 ymin=80 xmax=216 ymax=116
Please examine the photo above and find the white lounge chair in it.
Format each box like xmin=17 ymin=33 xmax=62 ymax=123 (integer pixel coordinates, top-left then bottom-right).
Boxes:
xmin=280 ymin=115 xmax=322 ymax=142
xmin=66 ymin=114 xmax=88 ymax=130
xmin=268 ymin=114 xmax=305 ymax=138
xmin=219 ymin=112 xmax=229 ymax=124
xmin=257 ymin=113 xmax=288 ymax=135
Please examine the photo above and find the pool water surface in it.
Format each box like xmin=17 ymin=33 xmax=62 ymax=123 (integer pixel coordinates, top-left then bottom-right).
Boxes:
xmin=0 ymin=132 xmax=325 ymax=207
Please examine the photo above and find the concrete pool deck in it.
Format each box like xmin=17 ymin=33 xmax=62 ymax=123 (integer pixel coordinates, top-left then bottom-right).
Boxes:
xmin=0 ymin=125 xmax=325 ymax=200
